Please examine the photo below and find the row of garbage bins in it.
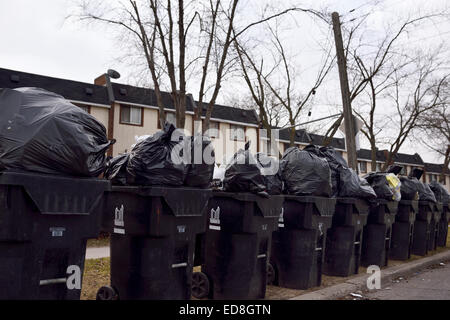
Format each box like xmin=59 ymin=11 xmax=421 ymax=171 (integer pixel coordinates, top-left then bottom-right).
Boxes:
xmin=0 ymin=87 xmax=449 ymax=300
xmin=0 ymin=170 xmax=448 ymax=300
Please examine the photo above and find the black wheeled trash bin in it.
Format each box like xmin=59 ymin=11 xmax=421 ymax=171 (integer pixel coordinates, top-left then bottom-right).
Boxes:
xmin=361 ymin=200 xmax=398 ymax=268
xmin=437 ymin=202 xmax=450 ymax=247
xmin=323 ymin=198 xmax=369 ymax=277
xmin=411 ymin=201 xmax=435 ymax=256
xmin=390 ymin=200 xmax=418 ymax=260
xmin=191 ymin=192 xmax=283 ymax=300
xmin=97 ymin=186 xmax=211 ymax=300
xmin=270 ymin=196 xmax=336 ymax=289
xmin=428 ymin=202 xmax=442 ymax=252
xmin=0 ymin=171 xmax=107 ymax=300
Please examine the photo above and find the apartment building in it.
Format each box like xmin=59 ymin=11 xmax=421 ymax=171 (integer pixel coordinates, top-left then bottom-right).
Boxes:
xmin=0 ymin=67 xmax=448 ymax=191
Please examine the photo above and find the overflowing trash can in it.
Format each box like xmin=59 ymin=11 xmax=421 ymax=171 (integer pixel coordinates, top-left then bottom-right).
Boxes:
xmin=390 ymin=200 xmax=418 ymax=260
xmin=191 ymin=192 xmax=283 ymax=300
xmin=269 ymin=196 xmax=336 ymax=289
xmin=0 ymin=171 xmax=108 ymax=299
xmin=361 ymin=200 xmax=398 ymax=267
xmin=437 ymin=202 xmax=450 ymax=247
xmin=323 ymin=198 xmax=370 ymax=277
xmin=411 ymin=201 xmax=436 ymax=256
xmin=97 ymin=185 xmax=211 ymax=300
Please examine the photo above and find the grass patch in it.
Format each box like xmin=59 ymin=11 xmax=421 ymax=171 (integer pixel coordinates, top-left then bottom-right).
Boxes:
xmin=81 ymin=258 xmax=110 ymax=300
xmin=87 ymin=232 xmax=110 ymax=248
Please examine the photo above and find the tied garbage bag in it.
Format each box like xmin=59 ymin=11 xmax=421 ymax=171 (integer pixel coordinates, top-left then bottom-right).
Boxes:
xmin=256 ymin=152 xmax=283 ymax=195
xmin=104 ymin=153 xmax=130 ymax=185
xmin=305 ymin=145 xmax=347 ymax=196
xmin=429 ymin=180 xmax=450 ymax=204
xmin=399 ymin=176 xmax=420 ymax=200
xmin=126 ymin=123 xmax=186 ymax=186
xmin=339 ymin=167 xmax=377 ymax=200
xmin=184 ymin=135 xmax=215 ymax=188
xmin=223 ymin=141 xmax=267 ymax=194
xmin=417 ymin=181 xmax=437 ymax=202
xmin=0 ymin=87 xmax=112 ymax=176
xmin=364 ymin=172 xmax=401 ymax=201
xmin=280 ymin=146 xmax=332 ymax=197
xmin=406 ymin=168 xmax=436 ymax=202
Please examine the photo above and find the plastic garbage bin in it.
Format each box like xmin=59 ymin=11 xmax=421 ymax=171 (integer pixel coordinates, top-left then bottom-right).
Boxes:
xmin=191 ymin=192 xmax=283 ymax=300
xmin=437 ymin=202 xmax=450 ymax=247
xmin=428 ymin=202 xmax=442 ymax=252
xmin=0 ymin=171 xmax=107 ymax=300
xmin=361 ymin=200 xmax=398 ymax=268
xmin=390 ymin=200 xmax=418 ymax=260
xmin=96 ymin=185 xmax=211 ymax=300
xmin=323 ymin=198 xmax=369 ymax=277
xmin=411 ymin=201 xmax=435 ymax=256
xmin=269 ymin=196 xmax=336 ymax=289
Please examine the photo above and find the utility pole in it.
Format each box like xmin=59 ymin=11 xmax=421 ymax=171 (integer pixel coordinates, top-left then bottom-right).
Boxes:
xmin=332 ymin=12 xmax=358 ymax=172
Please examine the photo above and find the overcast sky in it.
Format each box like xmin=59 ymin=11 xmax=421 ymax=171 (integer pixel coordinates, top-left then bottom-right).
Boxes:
xmin=0 ymin=0 xmax=448 ymax=163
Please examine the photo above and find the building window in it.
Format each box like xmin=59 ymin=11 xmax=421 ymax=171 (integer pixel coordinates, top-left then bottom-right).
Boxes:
xmin=120 ymin=105 xmax=143 ymax=126
xmin=205 ymin=121 xmax=220 ymax=138
xmin=376 ymin=163 xmax=382 ymax=172
xmin=230 ymin=124 xmax=245 ymax=141
xmin=399 ymin=166 xmax=406 ymax=175
xmin=359 ymin=161 xmax=367 ymax=173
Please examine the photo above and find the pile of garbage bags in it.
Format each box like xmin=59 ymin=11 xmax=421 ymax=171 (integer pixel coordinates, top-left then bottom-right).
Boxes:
xmin=222 ymin=142 xmax=267 ymax=195
xmin=280 ymin=146 xmax=332 ymax=197
xmin=279 ymin=144 xmax=376 ymax=199
xmin=0 ymin=87 xmax=112 ymax=177
xmin=429 ymin=180 xmax=450 ymax=203
xmin=363 ymin=172 xmax=401 ymax=201
xmin=105 ymin=123 xmax=215 ymax=188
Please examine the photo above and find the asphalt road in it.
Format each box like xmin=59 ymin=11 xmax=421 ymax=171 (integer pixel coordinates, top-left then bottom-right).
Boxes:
xmin=362 ymin=262 xmax=450 ymax=300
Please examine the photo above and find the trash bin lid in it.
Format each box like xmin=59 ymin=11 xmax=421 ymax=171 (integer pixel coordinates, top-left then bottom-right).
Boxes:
xmin=0 ymin=170 xmax=109 ymax=215
xmin=284 ymin=195 xmax=336 ymax=217
xmin=110 ymin=185 xmax=212 ymax=217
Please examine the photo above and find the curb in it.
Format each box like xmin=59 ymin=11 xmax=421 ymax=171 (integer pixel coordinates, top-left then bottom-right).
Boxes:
xmin=85 ymin=246 xmax=110 ymax=260
xmin=290 ymin=249 xmax=450 ymax=300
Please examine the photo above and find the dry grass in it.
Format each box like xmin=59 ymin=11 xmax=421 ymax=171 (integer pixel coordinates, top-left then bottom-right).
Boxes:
xmin=81 ymin=258 xmax=110 ymax=300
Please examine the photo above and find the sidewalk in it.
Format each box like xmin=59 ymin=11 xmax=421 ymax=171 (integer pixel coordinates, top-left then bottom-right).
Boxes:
xmin=290 ymin=249 xmax=450 ymax=300
xmin=85 ymin=246 xmax=110 ymax=260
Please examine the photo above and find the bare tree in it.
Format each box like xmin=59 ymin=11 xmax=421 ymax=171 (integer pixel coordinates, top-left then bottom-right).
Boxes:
xmin=234 ymin=18 xmax=334 ymax=147
xmin=415 ymin=85 xmax=450 ymax=181
xmin=76 ymin=0 xmax=315 ymax=132
xmin=322 ymin=10 xmax=447 ymax=164
xmin=381 ymin=54 xmax=450 ymax=171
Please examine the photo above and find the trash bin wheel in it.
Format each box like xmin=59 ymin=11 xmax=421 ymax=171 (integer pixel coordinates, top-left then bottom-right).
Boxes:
xmin=267 ymin=262 xmax=276 ymax=285
xmin=96 ymin=286 xmax=118 ymax=300
xmin=192 ymin=272 xmax=210 ymax=299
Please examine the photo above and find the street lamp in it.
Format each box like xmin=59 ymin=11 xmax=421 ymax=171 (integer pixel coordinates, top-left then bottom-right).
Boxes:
xmin=104 ymin=69 xmax=120 ymax=157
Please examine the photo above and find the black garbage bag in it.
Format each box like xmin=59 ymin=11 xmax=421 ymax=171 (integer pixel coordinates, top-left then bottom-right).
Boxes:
xmin=280 ymin=146 xmax=332 ymax=197
xmin=339 ymin=166 xmax=377 ymax=200
xmin=223 ymin=142 xmax=267 ymax=195
xmin=0 ymin=87 xmax=112 ymax=176
xmin=304 ymin=145 xmax=348 ymax=197
xmin=256 ymin=152 xmax=283 ymax=195
xmin=363 ymin=172 xmax=401 ymax=201
xmin=184 ymin=135 xmax=215 ymax=188
xmin=104 ymin=153 xmax=129 ymax=185
xmin=399 ymin=176 xmax=420 ymax=200
xmin=417 ymin=181 xmax=437 ymax=202
xmin=126 ymin=123 xmax=186 ymax=186
xmin=429 ymin=180 xmax=450 ymax=203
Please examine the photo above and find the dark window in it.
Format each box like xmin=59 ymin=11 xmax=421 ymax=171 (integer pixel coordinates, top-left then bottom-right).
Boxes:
xmin=205 ymin=121 xmax=220 ymax=138
xmin=230 ymin=124 xmax=245 ymax=141
xmin=359 ymin=161 xmax=367 ymax=173
xmin=120 ymin=105 xmax=143 ymax=126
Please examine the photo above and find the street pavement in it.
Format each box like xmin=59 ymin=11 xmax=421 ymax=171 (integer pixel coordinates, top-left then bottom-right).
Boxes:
xmin=362 ymin=262 xmax=450 ymax=300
